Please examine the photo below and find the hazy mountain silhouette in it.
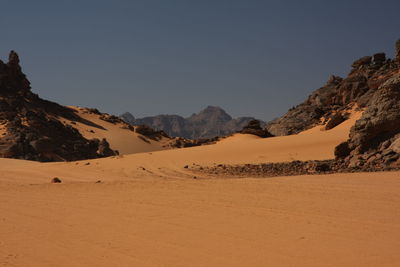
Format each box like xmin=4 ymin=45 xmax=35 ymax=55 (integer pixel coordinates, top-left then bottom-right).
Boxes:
xmin=120 ymin=106 xmax=263 ymax=139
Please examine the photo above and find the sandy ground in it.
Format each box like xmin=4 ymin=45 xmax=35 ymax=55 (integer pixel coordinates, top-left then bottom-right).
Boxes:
xmin=1 ymin=110 xmax=399 ymax=266
xmin=1 ymin=172 xmax=400 ymax=267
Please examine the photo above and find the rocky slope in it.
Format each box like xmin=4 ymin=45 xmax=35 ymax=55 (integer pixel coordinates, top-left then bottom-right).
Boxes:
xmin=335 ymin=72 xmax=400 ymax=169
xmin=0 ymin=51 xmax=116 ymax=161
xmin=267 ymin=46 xmax=399 ymax=136
xmin=267 ymin=39 xmax=400 ymax=170
xmin=121 ymin=106 xmax=263 ymax=139
xmin=0 ymin=51 xmax=194 ymax=162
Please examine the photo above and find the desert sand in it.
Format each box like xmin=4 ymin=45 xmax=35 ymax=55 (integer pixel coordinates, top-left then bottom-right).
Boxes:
xmin=0 ymin=110 xmax=362 ymax=184
xmin=65 ymin=107 xmax=173 ymax=155
xmin=1 ymin=172 xmax=400 ymax=267
xmin=1 ymin=110 xmax=400 ymax=266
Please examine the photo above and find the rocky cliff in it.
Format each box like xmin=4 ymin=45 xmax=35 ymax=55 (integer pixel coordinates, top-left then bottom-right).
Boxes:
xmin=0 ymin=51 xmax=118 ymax=161
xmin=335 ymin=72 xmax=400 ymax=169
xmin=267 ymin=48 xmax=399 ymax=136
xmin=267 ymin=39 xmax=400 ymax=170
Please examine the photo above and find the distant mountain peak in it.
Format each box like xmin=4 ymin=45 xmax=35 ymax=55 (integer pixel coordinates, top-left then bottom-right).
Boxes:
xmin=120 ymin=112 xmax=135 ymax=124
xmin=189 ymin=106 xmax=232 ymax=123
xmin=120 ymin=106 xmax=263 ymax=139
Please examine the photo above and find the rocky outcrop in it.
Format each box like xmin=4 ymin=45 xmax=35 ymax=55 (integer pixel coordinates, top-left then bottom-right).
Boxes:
xmin=121 ymin=106 xmax=263 ymax=139
xmin=239 ymin=120 xmax=273 ymax=138
xmin=193 ymin=158 xmax=400 ymax=178
xmin=97 ymin=138 xmax=118 ymax=157
xmin=336 ymin=73 xmax=400 ymax=169
xmin=0 ymin=51 xmax=117 ymax=161
xmin=324 ymin=113 xmax=345 ymax=130
xmin=134 ymin=125 xmax=169 ymax=141
xmin=264 ymin=39 xmax=400 ymax=171
xmin=267 ymin=42 xmax=399 ymax=136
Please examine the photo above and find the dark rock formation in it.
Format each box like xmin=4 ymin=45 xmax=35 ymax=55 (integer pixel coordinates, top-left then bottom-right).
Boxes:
xmin=51 ymin=177 xmax=62 ymax=183
xmin=99 ymin=114 xmax=123 ymax=124
xmin=178 ymin=40 xmax=400 ymax=176
xmin=372 ymin=53 xmax=386 ymax=64
xmin=267 ymin=42 xmax=399 ymax=136
xmin=135 ymin=125 xmax=168 ymax=141
xmin=351 ymin=56 xmax=371 ymax=68
xmin=265 ymin=39 xmax=400 ymax=171
xmin=120 ymin=106 xmax=263 ymax=139
xmin=97 ymin=138 xmax=118 ymax=157
xmin=194 ymin=158 xmax=400 ymax=178
xmin=334 ymin=142 xmax=351 ymax=159
xmin=336 ymin=73 xmax=400 ymax=169
xmin=239 ymin=119 xmax=273 ymax=138
xmin=324 ymin=113 xmax=346 ymax=130
xmin=0 ymin=51 xmax=116 ymax=161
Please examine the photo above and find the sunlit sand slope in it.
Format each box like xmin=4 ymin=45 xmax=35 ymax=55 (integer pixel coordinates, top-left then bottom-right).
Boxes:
xmin=0 ymin=111 xmax=362 ymax=184
xmin=66 ymin=106 xmax=173 ymax=154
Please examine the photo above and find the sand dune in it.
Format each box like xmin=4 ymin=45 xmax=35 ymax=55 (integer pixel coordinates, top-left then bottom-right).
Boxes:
xmin=65 ymin=106 xmax=173 ymax=155
xmin=0 ymin=110 xmax=362 ymax=184
xmin=2 ymin=110 xmax=400 ymax=266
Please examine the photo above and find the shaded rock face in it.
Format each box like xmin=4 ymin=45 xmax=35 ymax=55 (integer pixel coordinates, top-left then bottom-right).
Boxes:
xmin=135 ymin=114 xmax=187 ymax=138
xmin=239 ymin=120 xmax=273 ymax=138
xmin=336 ymin=74 xmax=400 ymax=169
xmin=267 ymin=39 xmax=400 ymax=170
xmin=0 ymin=51 xmax=117 ymax=162
xmin=0 ymin=51 xmax=31 ymax=95
xmin=267 ymin=45 xmax=399 ymax=136
xmin=121 ymin=106 xmax=263 ymax=139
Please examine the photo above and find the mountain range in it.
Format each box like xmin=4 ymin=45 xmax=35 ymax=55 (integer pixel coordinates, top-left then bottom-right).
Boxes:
xmin=120 ymin=106 xmax=264 ymax=139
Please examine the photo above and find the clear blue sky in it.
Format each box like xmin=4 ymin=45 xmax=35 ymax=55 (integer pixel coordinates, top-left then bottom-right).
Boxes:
xmin=1 ymin=0 xmax=399 ymax=120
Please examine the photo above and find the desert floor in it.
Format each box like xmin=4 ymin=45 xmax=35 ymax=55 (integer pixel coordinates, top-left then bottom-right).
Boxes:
xmin=1 ymin=111 xmax=400 ymax=266
xmin=1 ymin=172 xmax=400 ymax=267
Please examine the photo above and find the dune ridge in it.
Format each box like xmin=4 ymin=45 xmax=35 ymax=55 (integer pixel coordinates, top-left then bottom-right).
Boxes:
xmin=0 ymin=109 xmax=361 ymax=185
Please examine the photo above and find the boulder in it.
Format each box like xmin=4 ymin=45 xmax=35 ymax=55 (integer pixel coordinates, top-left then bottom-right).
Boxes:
xmin=51 ymin=177 xmax=62 ymax=183
xmin=372 ymin=53 xmax=386 ymax=64
xmin=135 ymin=124 xmax=168 ymax=140
xmin=326 ymin=75 xmax=343 ymax=85
xmin=97 ymin=138 xmax=117 ymax=157
xmin=351 ymin=56 xmax=371 ymax=68
xmin=324 ymin=113 xmax=345 ymax=130
xmin=239 ymin=120 xmax=273 ymax=138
